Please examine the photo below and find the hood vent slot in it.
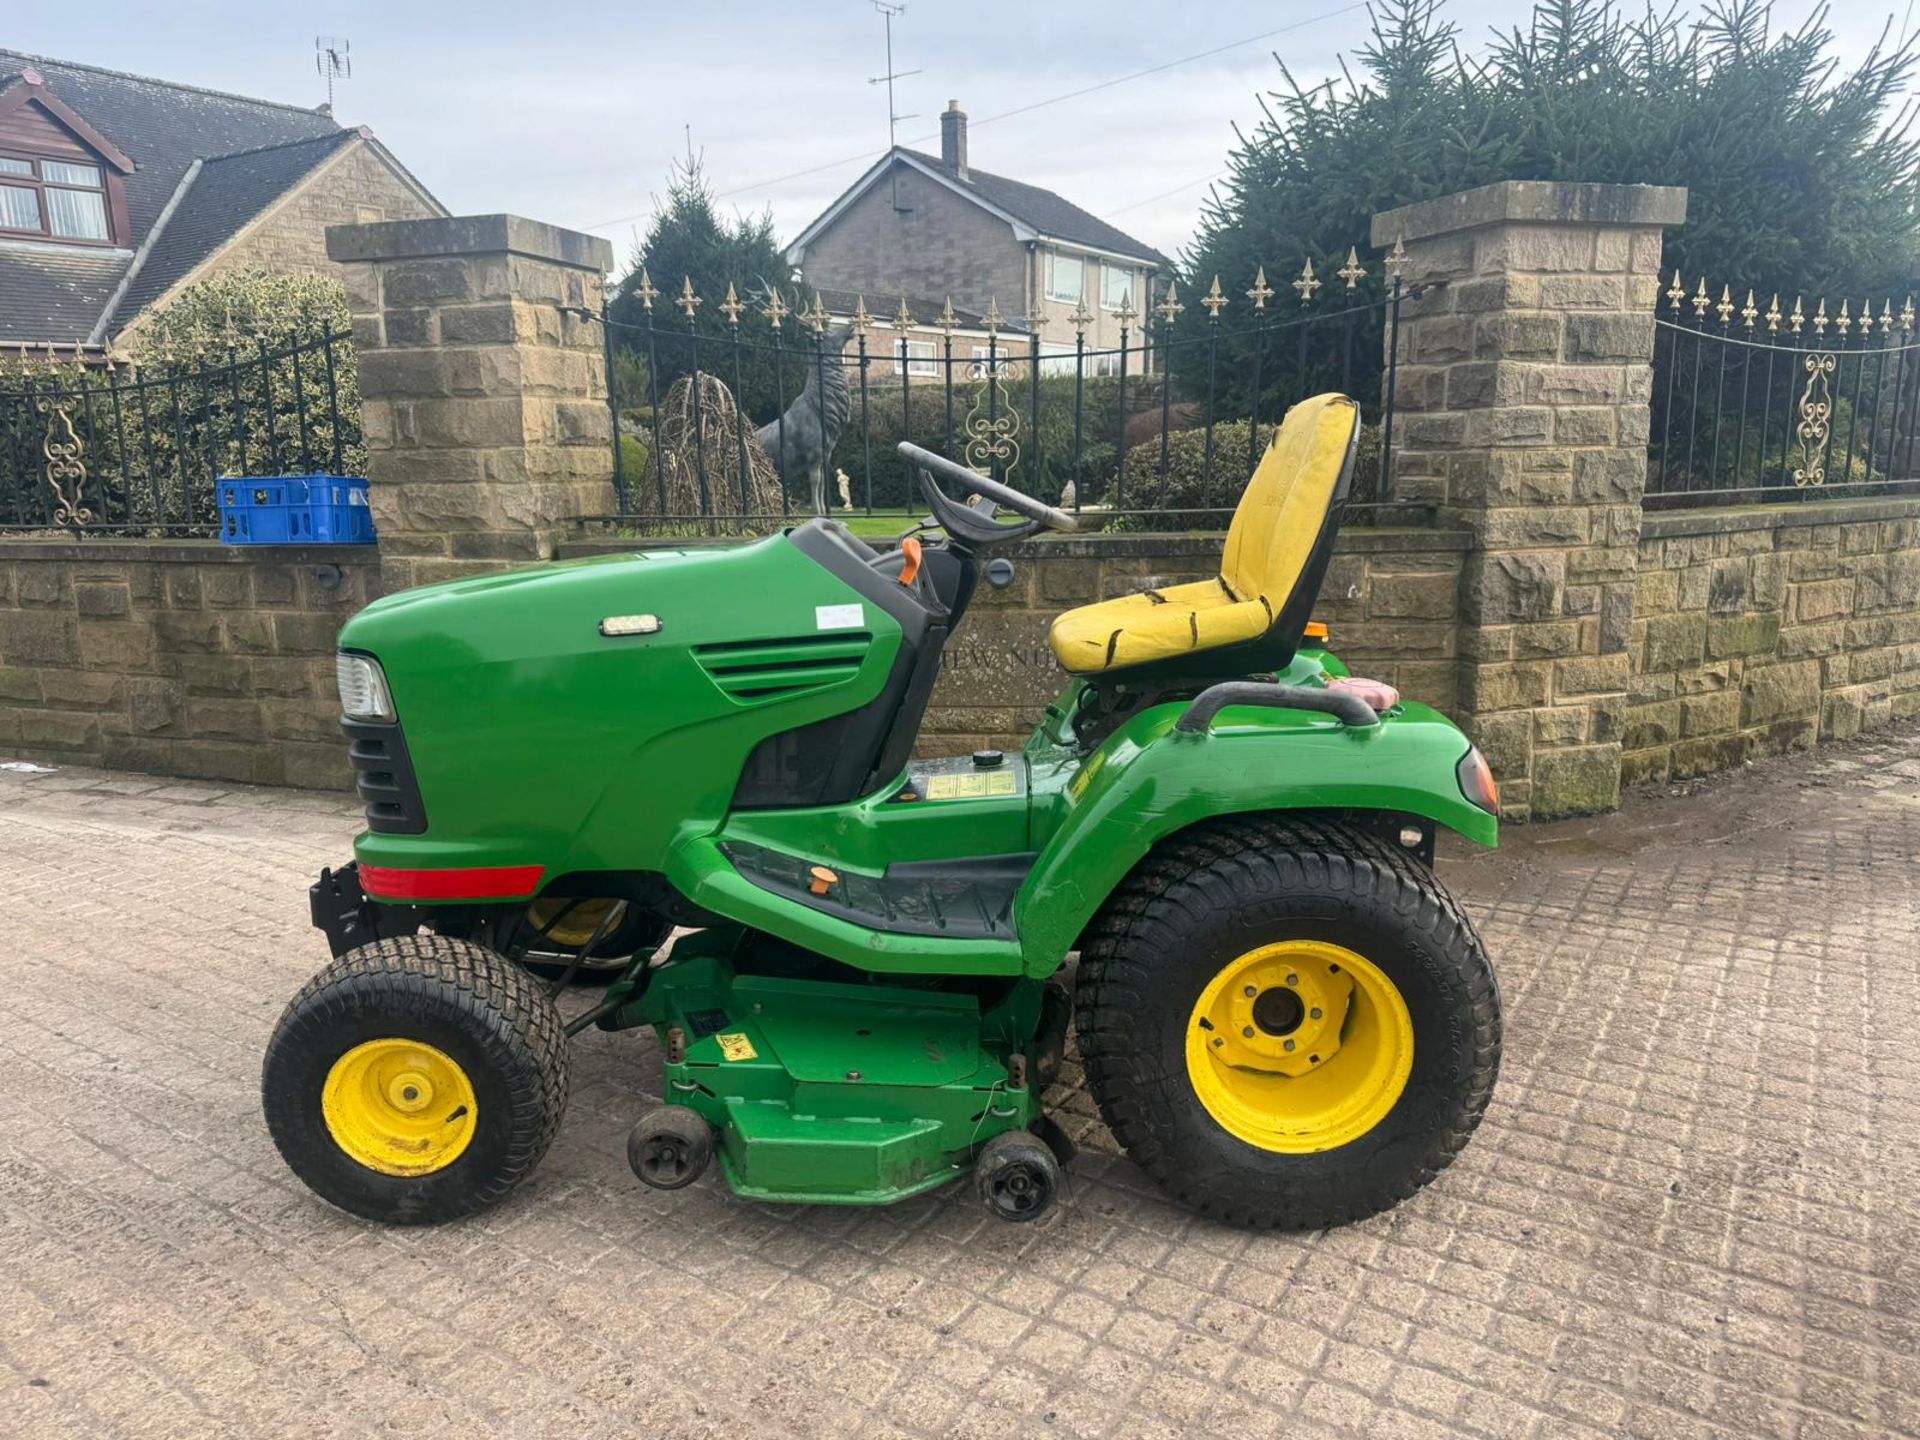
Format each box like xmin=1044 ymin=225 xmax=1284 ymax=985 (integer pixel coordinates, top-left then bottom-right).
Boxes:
xmin=695 ymin=632 xmax=872 ymax=703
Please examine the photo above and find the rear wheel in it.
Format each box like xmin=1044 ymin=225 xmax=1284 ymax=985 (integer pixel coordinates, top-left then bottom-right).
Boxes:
xmin=1075 ymin=816 xmax=1499 ymax=1229
xmin=263 ymin=935 xmax=569 ymax=1224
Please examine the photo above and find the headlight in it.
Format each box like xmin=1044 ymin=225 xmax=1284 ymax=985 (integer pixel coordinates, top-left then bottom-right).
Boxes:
xmin=1456 ymin=745 xmax=1500 ymax=815
xmin=336 ymin=651 xmax=396 ymax=722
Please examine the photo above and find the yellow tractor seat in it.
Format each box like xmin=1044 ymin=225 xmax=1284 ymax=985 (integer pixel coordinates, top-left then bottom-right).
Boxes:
xmin=1049 ymin=393 xmax=1360 ymax=678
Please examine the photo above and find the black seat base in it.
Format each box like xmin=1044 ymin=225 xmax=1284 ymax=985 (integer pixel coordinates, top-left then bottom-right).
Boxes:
xmin=722 ymin=842 xmax=1033 ymax=940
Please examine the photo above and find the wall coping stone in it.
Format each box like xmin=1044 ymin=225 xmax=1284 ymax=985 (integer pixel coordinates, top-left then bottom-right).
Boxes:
xmin=1370 ymin=180 xmax=1688 ymax=247
xmin=326 ymin=214 xmax=612 ymax=272
xmin=1640 ymin=496 xmax=1920 ymax=539
xmin=0 ymin=538 xmax=380 ymax=565
xmin=556 ymin=526 xmax=1473 ymax=563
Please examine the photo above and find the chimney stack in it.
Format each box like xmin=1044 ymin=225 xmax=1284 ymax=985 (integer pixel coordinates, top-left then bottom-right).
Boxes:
xmin=940 ymin=100 xmax=968 ymax=180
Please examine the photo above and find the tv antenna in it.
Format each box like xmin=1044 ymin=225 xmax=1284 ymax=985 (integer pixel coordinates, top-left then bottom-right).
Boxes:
xmin=315 ymin=36 xmax=351 ymax=112
xmin=867 ymin=3 xmax=919 ymax=151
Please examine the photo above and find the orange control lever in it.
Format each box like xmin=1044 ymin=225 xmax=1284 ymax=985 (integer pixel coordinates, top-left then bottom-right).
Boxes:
xmin=897 ymin=536 xmax=923 ymax=587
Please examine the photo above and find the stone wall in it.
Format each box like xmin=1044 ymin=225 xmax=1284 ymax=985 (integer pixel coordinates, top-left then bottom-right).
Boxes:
xmin=326 ymin=215 xmax=616 ymax=593
xmin=1622 ymin=498 xmax=1920 ymax=783
xmin=1374 ymin=180 xmax=1689 ymax=819
xmin=0 ymin=540 xmax=378 ymax=787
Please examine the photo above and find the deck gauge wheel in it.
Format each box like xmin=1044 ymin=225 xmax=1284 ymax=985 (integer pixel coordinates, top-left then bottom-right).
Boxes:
xmin=974 ymin=1129 xmax=1062 ymax=1222
xmin=628 ymin=1106 xmax=714 ymax=1190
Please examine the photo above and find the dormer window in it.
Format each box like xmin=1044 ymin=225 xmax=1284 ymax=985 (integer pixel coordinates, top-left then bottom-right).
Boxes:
xmin=0 ymin=154 xmax=112 ymax=242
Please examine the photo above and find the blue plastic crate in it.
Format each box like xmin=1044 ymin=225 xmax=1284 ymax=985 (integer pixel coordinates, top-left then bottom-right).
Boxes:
xmin=218 ymin=475 xmax=375 ymax=546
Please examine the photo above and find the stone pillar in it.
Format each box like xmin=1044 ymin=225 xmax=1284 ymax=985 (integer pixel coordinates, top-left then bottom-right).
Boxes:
xmin=325 ymin=215 xmax=615 ymax=592
xmin=1371 ymin=181 xmax=1687 ymax=819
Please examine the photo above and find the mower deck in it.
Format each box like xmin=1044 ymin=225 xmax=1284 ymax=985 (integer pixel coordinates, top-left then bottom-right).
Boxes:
xmin=633 ymin=935 xmax=1040 ymax=1204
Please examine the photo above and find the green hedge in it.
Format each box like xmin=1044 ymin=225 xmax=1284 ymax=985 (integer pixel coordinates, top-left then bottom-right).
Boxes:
xmin=1106 ymin=420 xmax=1382 ymax=531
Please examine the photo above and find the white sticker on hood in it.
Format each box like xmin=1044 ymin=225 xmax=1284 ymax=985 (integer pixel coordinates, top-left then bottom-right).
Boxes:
xmin=815 ymin=603 xmax=864 ymax=630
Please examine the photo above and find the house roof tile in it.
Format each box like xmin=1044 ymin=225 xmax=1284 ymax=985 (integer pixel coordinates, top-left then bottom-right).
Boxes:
xmin=897 ymin=149 xmax=1169 ymax=268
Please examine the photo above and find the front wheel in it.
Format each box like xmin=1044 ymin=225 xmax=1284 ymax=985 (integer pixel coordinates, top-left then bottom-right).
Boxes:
xmin=1075 ymin=817 xmax=1499 ymax=1230
xmin=263 ymin=935 xmax=570 ymax=1224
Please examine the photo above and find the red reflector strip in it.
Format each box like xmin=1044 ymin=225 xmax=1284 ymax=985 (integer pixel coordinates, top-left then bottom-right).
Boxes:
xmin=359 ymin=864 xmax=545 ymax=901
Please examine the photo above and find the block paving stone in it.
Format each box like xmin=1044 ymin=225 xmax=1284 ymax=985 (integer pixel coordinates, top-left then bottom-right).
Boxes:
xmin=1 ymin=728 xmax=1917 ymax=1439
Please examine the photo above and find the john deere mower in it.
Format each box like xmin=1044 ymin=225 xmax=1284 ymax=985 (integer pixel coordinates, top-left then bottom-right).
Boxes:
xmin=266 ymin=392 xmax=1502 ymax=1228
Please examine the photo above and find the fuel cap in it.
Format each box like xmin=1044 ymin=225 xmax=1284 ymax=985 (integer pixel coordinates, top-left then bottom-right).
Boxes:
xmin=972 ymin=750 xmax=1004 ymax=769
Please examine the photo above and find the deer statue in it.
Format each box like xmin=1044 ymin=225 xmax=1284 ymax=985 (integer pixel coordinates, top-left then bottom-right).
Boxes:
xmin=750 ymin=283 xmax=852 ymax=517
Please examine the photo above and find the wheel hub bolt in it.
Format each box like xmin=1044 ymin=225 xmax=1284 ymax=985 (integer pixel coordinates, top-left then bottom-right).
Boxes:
xmin=1286 ymin=973 xmax=1299 ymax=986
xmin=1283 ymin=1039 xmax=1296 ymax=1052
xmin=1242 ymin=1025 xmax=1255 ymax=1038
xmin=1244 ymin=985 xmax=1258 ymax=998
xmin=1310 ymin=1007 xmax=1322 ymax=1020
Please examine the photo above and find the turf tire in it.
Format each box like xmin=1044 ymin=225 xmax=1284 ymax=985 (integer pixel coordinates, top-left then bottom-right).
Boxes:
xmin=263 ymin=935 xmax=569 ymax=1225
xmin=1075 ymin=815 xmax=1499 ymax=1230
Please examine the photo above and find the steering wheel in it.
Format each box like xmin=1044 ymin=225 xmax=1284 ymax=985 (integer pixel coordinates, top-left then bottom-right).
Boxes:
xmin=896 ymin=442 xmax=1079 ymax=548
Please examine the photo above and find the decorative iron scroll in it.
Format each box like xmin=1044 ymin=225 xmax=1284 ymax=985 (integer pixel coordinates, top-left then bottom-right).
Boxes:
xmin=37 ymin=395 xmax=91 ymax=529
xmin=961 ymin=357 xmax=1020 ymax=478
xmin=1792 ymin=351 xmax=1837 ymax=487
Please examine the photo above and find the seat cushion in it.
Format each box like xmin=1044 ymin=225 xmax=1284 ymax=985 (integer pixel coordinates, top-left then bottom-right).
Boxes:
xmin=1220 ymin=393 xmax=1359 ymax=611
xmin=1048 ymin=577 xmax=1271 ymax=675
xmin=1046 ymin=393 xmax=1359 ymax=678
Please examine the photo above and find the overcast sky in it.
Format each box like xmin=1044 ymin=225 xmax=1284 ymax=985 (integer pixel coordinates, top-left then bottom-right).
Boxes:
xmin=7 ymin=1 xmax=1914 ymax=274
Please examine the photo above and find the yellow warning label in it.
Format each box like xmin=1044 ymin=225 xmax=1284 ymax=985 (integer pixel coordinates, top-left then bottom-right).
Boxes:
xmin=716 ymin=1032 xmax=758 ymax=1062
xmin=922 ymin=770 xmax=1018 ymax=801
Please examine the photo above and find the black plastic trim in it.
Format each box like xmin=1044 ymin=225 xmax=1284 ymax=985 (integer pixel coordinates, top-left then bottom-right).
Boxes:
xmin=341 ymin=717 xmax=428 ymax=834
xmin=722 ymin=842 xmax=1034 ymax=940
xmin=1175 ymin=682 xmax=1381 ymax=733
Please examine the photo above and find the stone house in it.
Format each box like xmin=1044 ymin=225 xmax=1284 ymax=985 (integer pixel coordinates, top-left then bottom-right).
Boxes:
xmin=785 ymin=101 xmax=1168 ymax=375
xmin=0 ymin=51 xmax=444 ymax=356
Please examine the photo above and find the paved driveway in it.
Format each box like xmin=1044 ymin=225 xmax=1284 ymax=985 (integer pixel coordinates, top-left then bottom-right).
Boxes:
xmin=1 ymin=730 xmax=1917 ymax=1440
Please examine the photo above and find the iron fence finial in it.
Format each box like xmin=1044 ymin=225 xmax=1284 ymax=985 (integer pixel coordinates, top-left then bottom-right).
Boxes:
xmin=1068 ymin=299 xmax=1093 ymax=336
xmin=1666 ymin=270 xmax=1686 ymax=312
xmin=719 ymin=282 xmax=747 ymax=327
xmin=1765 ymin=294 xmax=1782 ymax=332
xmin=1383 ymin=236 xmax=1409 ymax=282
xmin=1740 ymin=290 xmax=1758 ymax=330
xmin=1337 ymin=246 xmax=1366 ymax=289
xmin=1292 ymin=257 xmax=1320 ymax=304
xmin=1246 ymin=266 xmax=1273 ymax=310
xmin=936 ymin=296 xmax=959 ymax=336
xmin=1154 ymin=280 xmax=1183 ymax=325
xmin=676 ymin=277 xmax=703 ymax=322
xmin=1812 ymin=298 xmax=1829 ymax=335
xmin=634 ymin=267 xmax=659 ymax=312
xmin=1790 ymin=296 xmax=1805 ymax=334
xmin=1201 ymin=276 xmax=1228 ymax=320
xmin=760 ymin=285 xmax=788 ymax=330
xmin=890 ymin=297 xmax=915 ymax=333
xmin=1691 ymin=278 xmax=1710 ymax=318
xmin=850 ymin=295 xmax=872 ymax=339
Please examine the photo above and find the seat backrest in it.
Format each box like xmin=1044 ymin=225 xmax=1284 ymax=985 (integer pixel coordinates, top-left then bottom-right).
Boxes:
xmin=1220 ymin=393 xmax=1359 ymax=611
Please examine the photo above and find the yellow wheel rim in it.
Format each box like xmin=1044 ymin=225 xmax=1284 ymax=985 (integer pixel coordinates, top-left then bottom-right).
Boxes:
xmin=528 ymin=897 xmax=626 ymax=950
xmin=321 ymin=1039 xmax=478 ymax=1176
xmin=1185 ymin=940 xmax=1413 ymax=1154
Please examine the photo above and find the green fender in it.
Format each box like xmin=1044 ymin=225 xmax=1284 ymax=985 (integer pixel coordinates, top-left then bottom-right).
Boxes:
xmin=1010 ymin=698 xmax=1496 ymax=973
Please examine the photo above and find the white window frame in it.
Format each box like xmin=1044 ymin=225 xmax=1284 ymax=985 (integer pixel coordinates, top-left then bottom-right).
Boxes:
xmin=1037 ymin=345 xmax=1078 ymax=378
xmin=1101 ymin=263 xmax=1134 ymax=312
xmin=1046 ymin=250 xmax=1084 ymax=304
xmin=894 ymin=338 xmax=938 ymax=377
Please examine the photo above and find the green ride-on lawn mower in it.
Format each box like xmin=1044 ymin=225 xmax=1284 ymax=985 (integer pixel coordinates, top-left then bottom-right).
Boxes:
xmin=266 ymin=392 xmax=1503 ymax=1229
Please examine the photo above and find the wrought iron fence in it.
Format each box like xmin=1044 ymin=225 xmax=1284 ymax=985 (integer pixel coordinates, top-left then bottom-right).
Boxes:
xmin=0 ymin=330 xmax=361 ymax=536
xmin=590 ymin=244 xmax=1420 ymax=536
xmin=1648 ymin=276 xmax=1920 ymax=509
